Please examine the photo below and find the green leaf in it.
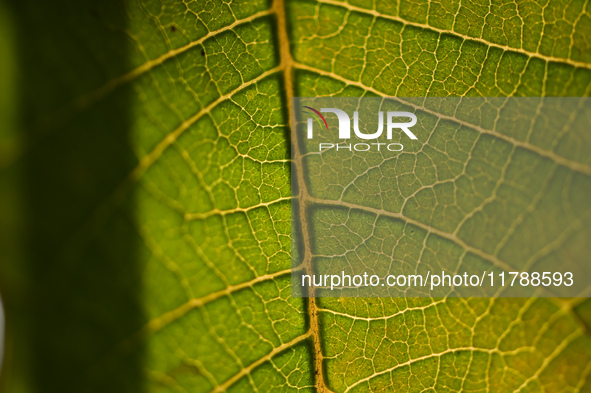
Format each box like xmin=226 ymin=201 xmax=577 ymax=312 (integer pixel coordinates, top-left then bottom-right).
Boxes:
xmin=1 ymin=0 xmax=591 ymax=392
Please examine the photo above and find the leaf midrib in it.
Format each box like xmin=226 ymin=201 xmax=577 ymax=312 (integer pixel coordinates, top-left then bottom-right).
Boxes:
xmin=274 ymin=0 xmax=332 ymax=390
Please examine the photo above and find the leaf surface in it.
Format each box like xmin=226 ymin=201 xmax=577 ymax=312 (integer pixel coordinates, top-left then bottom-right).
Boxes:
xmin=1 ymin=0 xmax=591 ymax=392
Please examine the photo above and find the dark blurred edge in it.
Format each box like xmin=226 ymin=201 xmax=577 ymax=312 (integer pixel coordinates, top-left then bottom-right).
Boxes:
xmin=0 ymin=0 xmax=146 ymax=392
